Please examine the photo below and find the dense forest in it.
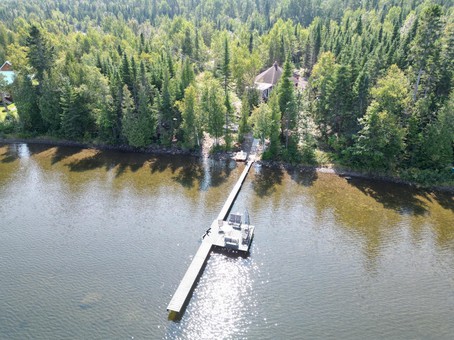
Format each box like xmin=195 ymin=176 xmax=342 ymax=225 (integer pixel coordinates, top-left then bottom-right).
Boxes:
xmin=0 ymin=0 xmax=452 ymax=185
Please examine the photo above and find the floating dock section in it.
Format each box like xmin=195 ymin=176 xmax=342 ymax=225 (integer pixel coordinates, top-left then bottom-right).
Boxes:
xmin=167 ymin=157 xmax=255 ymax=314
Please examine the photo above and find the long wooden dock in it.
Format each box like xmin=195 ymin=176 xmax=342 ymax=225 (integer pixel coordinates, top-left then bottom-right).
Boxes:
xmin=217 ymin=158 xmax=254 ymax=221
xmin=167 ymin=157 xmax=255 ymax=314
xmin=166 ymin=240 xmax=212 ymax=313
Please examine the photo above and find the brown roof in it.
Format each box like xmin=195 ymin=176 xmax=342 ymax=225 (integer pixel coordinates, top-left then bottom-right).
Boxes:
xmin=0 ymin=61 xmax=12 ymax=72
xmin=254 ymin=62 xmax=283 ymax=86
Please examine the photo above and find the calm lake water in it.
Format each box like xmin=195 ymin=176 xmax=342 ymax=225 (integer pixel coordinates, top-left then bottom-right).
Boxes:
xmin=0 ymin=143 xmax=453 ymax=339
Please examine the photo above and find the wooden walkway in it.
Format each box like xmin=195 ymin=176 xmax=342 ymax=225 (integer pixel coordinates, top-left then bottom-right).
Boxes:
xmin=166 ymin=239 xmax=212 ymax=313
xmin=217 ymin=158 xmax=254 ymax=221
xmin=167 ymin=158 xmax=255 ymax=314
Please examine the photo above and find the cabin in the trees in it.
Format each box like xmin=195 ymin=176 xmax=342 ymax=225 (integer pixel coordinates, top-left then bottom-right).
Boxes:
xmin=0 ymin=61 xmax=13 ymax=72
xmin=254 ymin=61 xmax=307 ymax=100
xmin=0 ymin=61 xmax=16 ymax=103
xmin=0 ymin=61 xmax=15 ymax=84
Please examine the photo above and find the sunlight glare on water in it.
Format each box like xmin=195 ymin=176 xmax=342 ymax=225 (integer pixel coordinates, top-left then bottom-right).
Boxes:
xmin=168 ymin=252 xmax=259 ymax=339
xmin=0 ymin=143 xmax=453 ymax=339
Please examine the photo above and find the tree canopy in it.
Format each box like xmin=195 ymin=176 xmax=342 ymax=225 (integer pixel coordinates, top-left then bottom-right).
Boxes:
xmin=0 ymin=0 xmax=452 ymax=184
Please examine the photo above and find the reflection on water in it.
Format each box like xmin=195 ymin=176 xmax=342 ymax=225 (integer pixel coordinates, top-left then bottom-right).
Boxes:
xmin=0 ymin=143 xmax=453 ymax=339
xmin=167 ymin=251 xmax=259 ymax=339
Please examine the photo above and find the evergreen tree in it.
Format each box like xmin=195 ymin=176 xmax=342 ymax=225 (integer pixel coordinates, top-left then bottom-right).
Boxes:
xmin=180 ymin=84 xmax=200 ymax=149
xmin=107 ymin=70 xmax=124 ymax=143
xmin=39 ymin=70 xmax=62 ymax=133
xmin=177 ymin=58 xmax=195 ymax=101
xmin=159 ymin=67 xmax=174 ymax=144
xmin=25 ymin=25 xmax=54 ymax=88
xmin=278 ymin=56 xmax=297 ymax=148
xmin=194 ymin=29 xmax=200 ymax=62
xmin=121 ymin=84 xmax=138 ymax=146
xmin=182 ymin=27 xmax=193 ymax=57
xmin=121 ymin=53 xmax=133 ymax=93
xmin=201 ymin=77 xmax=225 ymax=146
xmin=248 ymin=33 xmax=254 ymax=54
xmin=328 ymin=64 xmax=355 ymax=149
xmin=409 ymin=4 xmax=443 ymax=103
xmin=309 ymin=51 xmax=338 ymax=142
xmin=13 ymin=74 xmax=42 ymax=132
xmin=220 ymin=36 xmax=232 ymax=148
xmin=238 ymin=92 xmax=250 ymax=143
xmin=267 ymin=91 xmax=281 ymax=157
xmin=60 ymin=81 xmax=87 ymax=140
xmin=353 ymin=68 xmax=370 ymax=117
xmin=120 ymin=84 xmax=156 ymax=148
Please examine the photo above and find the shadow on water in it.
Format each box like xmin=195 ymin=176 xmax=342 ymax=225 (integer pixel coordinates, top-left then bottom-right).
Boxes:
xmin=431 ymin=191 xmax=454 ymax=212
xmin=211 ymin=245 xmax=250 ymax=259
xmin=150 ymin=155 xmax=234 ymax=189
xmin=171 ymin=161 xmax=204 ymax=189
xmin=252 ymin=164 xmax=318 ymax=198
xmin=1 ymin=143 xmax=54 ymax=163
xmin=65 ymin=149 xmax=152 ymax=178
xmin=1 ymin=153 xmax=16 ymax=163
xmin=252 ymin=166 xmax=284 ymax=197
xmin=150 ymin=154 xmax=183 ymax=174
xmin=209 ymin=159 xmax=234 ymax=188
xmin=289 ymin=167 xmax=318 ymax=187
xmin=66 ymin=151 xmax=128 ymax=175
xmin=346 ymin=177 xmax=439 ymax=216
xmin=49 ymin=146 xmax=83 ymax=165
xmin=61 ymin=145 xmax=236 ymax=190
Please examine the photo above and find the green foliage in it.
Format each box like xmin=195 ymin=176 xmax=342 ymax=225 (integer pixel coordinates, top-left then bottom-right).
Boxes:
xmin=410 ymin=4 xmax=443 ymax=103
xmin=0 ymin=0 xmax=452 ymax=185
xmin=60 ymin=80 xmax=96 ymax=140
xmin=400 ymin=168 xmax=454 ymax=187
xmin=13 ymin=74 xmax=43 ymax=132
xmin=121 ymin=84 xmax=157 ymax=148
xmin=267 ymin=91 xmax=281 ymax=157
xmin=238 ymin=92 xmax=251 ymax=142
xmin=309 ymin=52 xmax=338 ymax=142
xmin=249 ymin=102 xmax=272 ymax=146
xmin=370 ymin=64 xmax=410 ymax=119
xmin=25 ymin=25 xmax=54 ymax=86
xmin=200 ymin=75 xmax=225 ymax=146
xmin=180 ymin=84 xmax=200 ymax=149
xmin=159 ymin=66 xmax=174 ymax=145
xmin=278 ymin=57 xmax=297 ymax=148
xmin=0 ymin=109 xmax=18 ymax=134
xmin=38 ymin=70 xmax=62 ymax=133
xmin=349 ymin=102 xmax=406 ymax=171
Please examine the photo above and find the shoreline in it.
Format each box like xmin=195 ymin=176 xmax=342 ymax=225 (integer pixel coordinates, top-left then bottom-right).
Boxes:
xmin=0 ymin=136 xmax=201 ymax=157
xmin=258 ymin=160 xmax=454 ymax=194
xmin=1 ymin=137 xmax=453 ymax=194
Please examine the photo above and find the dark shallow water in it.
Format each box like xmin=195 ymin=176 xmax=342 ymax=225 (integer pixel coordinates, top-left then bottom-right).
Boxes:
xmin=0 ymin=143 xmax=453 ymax=339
